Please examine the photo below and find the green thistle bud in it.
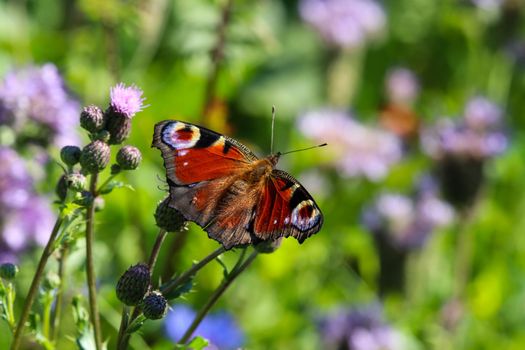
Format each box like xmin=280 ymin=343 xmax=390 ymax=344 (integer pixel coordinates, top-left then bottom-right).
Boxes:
xmin=74 ymin=191 xmax=94 ymax=207
xmin=80 ymin=105 xmax=105 ymax=133
xmin=66 ymin=173 xmax=86 ymax=192
xmin=94 ymin=130 xmax=111 ymax=143
xmin=94 ymin=197 xmax=105 ymax=212
xmin=56 ymin=174 xmax=68 ymax=201
xmin=0 ymin=263 xmax=19 ymax=280
xmin=154 ymin=197 xmax=186 ymax=232
xmin=254 ymin=238 xmax=283 ymax=254
xmin=60 ymin=145 xmax=81 ymax=166
xmin=116 ymin=145 xmax=142 ymax=170
xmin=116 ymin=263 xmax=151 ymax=306
xmin=105 ymin=112 xmax=131 ymax=145
xmin=79 ymin=140 xmax=110 ymax=174
xmin=141 ymin=291 xmax=168 ymax=320
xmin=42 ymin=272 xmax=61 ymax=290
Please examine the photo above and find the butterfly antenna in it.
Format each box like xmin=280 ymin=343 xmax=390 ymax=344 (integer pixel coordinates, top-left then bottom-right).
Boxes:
xmin=279 ymin=143 xmax=327 ymax=156
xmin=270 ymin=105 xmax=276 ymax=155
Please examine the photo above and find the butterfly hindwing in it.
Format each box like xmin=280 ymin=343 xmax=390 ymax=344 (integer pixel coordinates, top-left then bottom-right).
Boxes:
xmin=254 ymin=170 xmax=323 ymax=243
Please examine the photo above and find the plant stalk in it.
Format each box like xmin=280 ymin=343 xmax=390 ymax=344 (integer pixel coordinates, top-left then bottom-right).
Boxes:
xmin=86 ymin=172 xmax=103 ymax=350
xmin=10 ymin=216 xmax=64 ymax=350
xmin=178 ymin=250 xmax=258 ymax=345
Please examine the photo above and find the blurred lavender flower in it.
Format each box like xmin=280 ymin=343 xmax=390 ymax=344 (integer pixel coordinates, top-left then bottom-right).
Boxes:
xmin=299 ymin=0 xmax=386 ymax=49
xmin=0 ymin=64 xmax=80 ymax=148
xmin=363 ymin=184 xmax=454 ymax=250
xmin=0 ymin=147 xmax=54 ymax=263
xmin=421 ymin=96 xmax=506 ymax=207
xmin=165 ymin=304 xmax=245 ymax=350
xmin=319 ymin=305 xmax=406 ymax=350
xmin=385 ymin=67 xmax=420 ymax=105
xmin=471 ymin=0 xmax=503 ymax=11
xmin=421 ymin=97 xmax=506 ymax=160
xmin=298 ymin=109 xmax=402 ymax=181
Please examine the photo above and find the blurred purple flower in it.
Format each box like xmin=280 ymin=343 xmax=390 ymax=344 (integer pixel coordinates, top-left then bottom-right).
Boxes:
xmin=385 ymin=68 xmax=420 ymax=105
xmin=110 ymin=83 xmax=145 ymax=118
xmin=421 ymin=96 xmax=507 ymax=160
xmin=298 ymin=109 xmax=402 ymax=181
xmin=362 ymin=180 xmax=454 ymax=250
xmin=165 ymin=304 xmax=245 ymax=350
xmin=0 ymin=64 xmax=80 ymax=148
xmin=299 ymin=0 xmax=386 ymax=49
xmin=0 ymin=147 xmax=54 ymax=262
xmin=319 ymin=305 xmax=406 ymax=350
xmin=471 ymin=0 xmax=503 ymax=11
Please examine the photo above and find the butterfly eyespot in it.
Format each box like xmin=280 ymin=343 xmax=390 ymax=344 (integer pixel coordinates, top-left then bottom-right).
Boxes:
xmin=291 ymin=200 xmax=319 ymax=231
xmin=162 ymin=122 xmax=201 ymax=150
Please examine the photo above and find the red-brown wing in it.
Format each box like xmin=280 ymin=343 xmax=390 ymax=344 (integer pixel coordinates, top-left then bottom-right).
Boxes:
xmin=253 ymin=170 xmax=323 ymax=243
xmin=152 ymin=120 xmax=258 ymax=186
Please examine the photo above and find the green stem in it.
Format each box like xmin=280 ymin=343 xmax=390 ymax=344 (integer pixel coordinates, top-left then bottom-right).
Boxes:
xmin=42 ymin=292 xmax=53 ymax=340
xmin=453 ymin=208 xmax=476 ymax=299
xmin=160 ymin=246 xmax=226 ymax=295
xmin=6 ymin=282 xmax=16 ymax=332
xmin=52 ymin=245 xmax=69 ymax=342
xmin=10 ymin=215 xmax=64 ymax=350
xmin=147 ymin=229 xmax=167 ymax=270
xmin=97 ymin=173 xmax=117 ymax=194
xmin=178 ymin=250 xmax=258 ymax=345
xmin=116 ymin=306 xmax=129 ymax=350
xmin=86 ymin=172 xmax=103 ymax=350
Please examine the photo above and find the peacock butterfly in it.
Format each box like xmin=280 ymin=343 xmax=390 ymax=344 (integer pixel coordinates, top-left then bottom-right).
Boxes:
xmin=152 ymin=120 xmax=323 ymax=249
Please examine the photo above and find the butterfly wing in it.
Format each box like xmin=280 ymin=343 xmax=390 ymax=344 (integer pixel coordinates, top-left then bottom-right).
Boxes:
xmin=253 ymin=170 xmax=323 ymax=243
xmin=153 ymin=120 xmax=260 ymax=247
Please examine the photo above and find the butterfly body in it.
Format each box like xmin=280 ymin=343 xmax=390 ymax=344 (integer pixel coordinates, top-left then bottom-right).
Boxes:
xmin=153 ymin=120 xmax=323 ymax=249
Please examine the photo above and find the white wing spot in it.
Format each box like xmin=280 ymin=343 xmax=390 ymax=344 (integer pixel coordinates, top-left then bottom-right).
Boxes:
xmin=273 ymin=219 xmax=278 ymax=225
xmin=183 ymin=161 xmax=189 ymax=166
xmin=284 ymin=217 xmax=290 ymax=224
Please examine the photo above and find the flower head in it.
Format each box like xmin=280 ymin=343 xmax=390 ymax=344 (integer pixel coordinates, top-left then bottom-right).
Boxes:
xmin=385 ymin=67 xmax=420 ymax=105
xmin=298 ymin=109 xmax=402 ymax=181
xmin=0 ymin=64 xmax=80 ymax=147
xmin=299 ymin=0 xmax=385 ymax=49
xmin=116 ymin=263 xmax=151 ymax=306
xmin=109 ymin=83 xmax=145 ymax=119
xmin=319 ymin=305 xmax=406 ymax=350
xmin=362 ymin=179 xmax=454 ymax=250
xmin=165 ymin=304 xmax=245 ymax=350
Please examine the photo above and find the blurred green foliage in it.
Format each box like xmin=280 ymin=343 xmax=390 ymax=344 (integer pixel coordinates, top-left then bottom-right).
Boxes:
xmin=2 ymin=0 xmax=525 ymax=349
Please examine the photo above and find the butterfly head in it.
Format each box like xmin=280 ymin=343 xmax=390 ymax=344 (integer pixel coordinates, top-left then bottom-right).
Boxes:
xmin=268 ymin=153 xmax=281 ymax=167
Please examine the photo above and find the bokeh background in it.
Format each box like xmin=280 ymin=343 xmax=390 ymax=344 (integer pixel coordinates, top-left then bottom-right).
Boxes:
xmin=1 ymin=0 xmax=525 ymax=349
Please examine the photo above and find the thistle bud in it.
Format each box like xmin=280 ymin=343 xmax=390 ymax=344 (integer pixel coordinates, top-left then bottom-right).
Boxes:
xmin=56 ymin=174 xmax=68 ymax=201
xmin=60 ymin=145 xmax=81 ymax=166
xmin=141 ymin=291 xmax=168 ymax=320
xmin=0 ymin=263 xmax=19 ymax=280
xmin=116 ymin=263 xmax=151 ymax=306
xmin=80 ymin=105 xmax=105 ymax=133
xmin=74 ymin=191 xmax=94 ymax=207
xmin=66 ymin=173 xmax=86 ymax=192
xmin=254 ymin=238 xmax=283 ymax=254
xmin=79 ymin=140 xmax=110 ymax=174
xmin=117 ymin=146 xmax=142 ymax=170
xmin=94 ymin=130 xmax=111 ymax=143
xmin=42 ymin=272 xmax=61 ymax=290
xmin=105 ymin=113 xmax=132 ymax=145
xmin=154 ymin=198 xmax=186 ymax=232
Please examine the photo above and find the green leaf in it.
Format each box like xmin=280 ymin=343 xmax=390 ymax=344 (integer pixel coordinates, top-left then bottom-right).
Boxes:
xmin=174 ymin=336 xmax=209 ymax=350
xmin=125 ymin=315 xmax=146 ymax=334
xmin=98 ymin=181 xmax=134 ymax=195
xmin=164 ymin=278 xmax=194 ymax=300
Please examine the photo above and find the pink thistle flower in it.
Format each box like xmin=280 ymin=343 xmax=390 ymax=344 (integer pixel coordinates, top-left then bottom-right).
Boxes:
xmin=109 ymin=83 xmax=146 ymax=118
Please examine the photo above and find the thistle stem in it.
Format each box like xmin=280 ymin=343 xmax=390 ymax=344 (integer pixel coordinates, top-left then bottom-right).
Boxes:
xmin=178 ymin=250 xmax=258 ymax=345
xmin=160 ymin=246 xmax=226 ymax=295
xmin=148 ymin=229 xmax=167 ymax=270
xmin=52 ymin=244 xmax=69 ymax=341
xmin=10 ymin=216 xmax=64 ymax=350
xmin=86 ymin=172 xmax=103 ymax=350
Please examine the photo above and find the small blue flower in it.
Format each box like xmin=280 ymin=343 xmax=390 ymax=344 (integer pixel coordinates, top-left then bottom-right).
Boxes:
xmin=165 ymin=304 xmax=245 ymax=350
xmin=109 ymin=83 xmax=145 ymax=118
